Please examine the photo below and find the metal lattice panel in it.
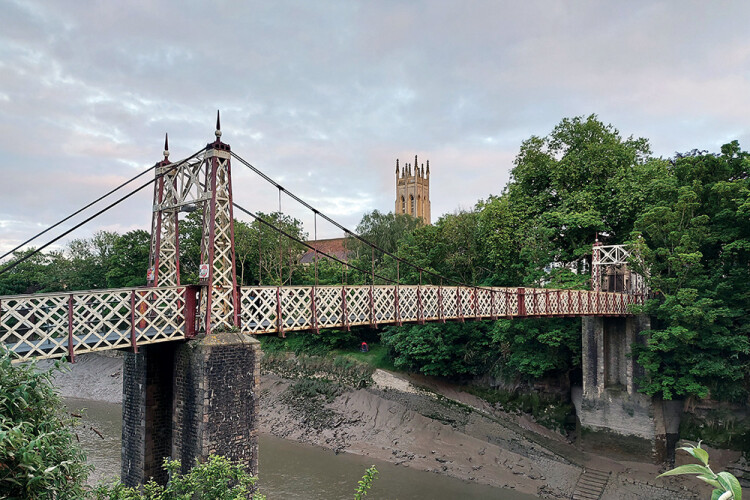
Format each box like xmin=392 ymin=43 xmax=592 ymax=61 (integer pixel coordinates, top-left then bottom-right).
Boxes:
xmin=72 ymin=291 xmax=132 ymax=354
xmin=240 ymin=287 xmax=278 ymax=333
xmin=0 ymin=293 xmax=70 ymax=361
xmin=134 ymin=288 xmax=186 ymax=345
xmin=0 ymin=287 xmax=186 ymax=362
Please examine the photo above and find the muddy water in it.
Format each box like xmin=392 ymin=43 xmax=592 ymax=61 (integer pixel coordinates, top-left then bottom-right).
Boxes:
xmin=66 ymin=398 xmax=537 ymax=499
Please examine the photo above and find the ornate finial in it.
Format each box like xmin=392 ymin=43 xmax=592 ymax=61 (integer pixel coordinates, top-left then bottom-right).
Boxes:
xmin=414 ymin=155 xmax=418 ymax=175
xmin=163 ymin=133 xmax=169 ymax=159
xmin=215 ymin=110 xmax=222 ymax=139
xmin=396 ymin=158 xmax=399 ymax=174
xmin=426 ymin=160 xmax=430 ymax=173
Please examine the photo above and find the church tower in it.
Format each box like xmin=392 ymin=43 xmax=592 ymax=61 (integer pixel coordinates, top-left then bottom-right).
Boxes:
xmin=395 ymin=155 xmax=431 ymax=224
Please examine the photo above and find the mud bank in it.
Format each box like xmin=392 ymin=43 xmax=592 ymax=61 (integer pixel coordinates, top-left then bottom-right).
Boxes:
xmin=45 ymin=353 xmax=707 ymax=499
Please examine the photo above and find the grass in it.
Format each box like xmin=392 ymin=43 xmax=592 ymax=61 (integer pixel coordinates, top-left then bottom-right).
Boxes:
xmin=332 ymin=343 xmax=396 ymax=371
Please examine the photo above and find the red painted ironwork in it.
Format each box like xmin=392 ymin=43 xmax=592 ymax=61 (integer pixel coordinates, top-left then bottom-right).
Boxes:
xmin=457 ymin=286 xmax=464 ymax=322
xmin=276 ymin=287 xmax=285 ymax=337
xmin=438 ymin=285 xmax=445 ymax=323
xmin=310 ymin=287 xmax=319 ymax=333
xmin=393 ymin=286 xmax=401 ymax=326
xmin=67 ymin=294 xmax=75 ymax=362
xmin=517 ymin=288 xmax=526 ymax=316
xmin=129 ymin=290 xmax=138 ymax=353
xmin=417 ymin=285 xmax=424 ymax=325
xmin=472 ymin=287 xmax=479 ymax=321
xmin=369 ymin=285 xmax=377 ymax=329
xmin=341 ymin=286 xmax=350 ymax=331
xmin=183 ymin=286 xmax=200 ymax=338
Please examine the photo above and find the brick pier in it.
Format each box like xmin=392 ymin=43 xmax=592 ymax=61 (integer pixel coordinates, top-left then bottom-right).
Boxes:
xmin=122 ymin=332 xmax=260 ymax=486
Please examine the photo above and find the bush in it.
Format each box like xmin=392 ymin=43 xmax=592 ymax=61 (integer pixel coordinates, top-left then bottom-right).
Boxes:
xmin=0 ymin=350 xmax=90 ymax=499
xmin=91 ymin=455 xmax=264 ymax=499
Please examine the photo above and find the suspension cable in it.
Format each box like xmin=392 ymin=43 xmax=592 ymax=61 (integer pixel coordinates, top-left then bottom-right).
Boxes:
xmin=231 ymin=151 xmax=486 ymax=291
xmin=1 ymin=147 xmax=207 ymax=262
xmin=233 ymin=202 xmax=397 ymax=284
xmin=0 ymin=176 xmax=157 ymax=277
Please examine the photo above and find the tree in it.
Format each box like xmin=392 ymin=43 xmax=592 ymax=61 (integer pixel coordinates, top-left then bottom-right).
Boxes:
xmin=0 ymin=350 xmax=90 ymax=499
xmin=381 ymin=321 xmax=498 ymax=377
xmin=506 ymin=115 xmax=657 ymax=278
xmin=105 ymin=230 xmax=150 ymax=288
xmin=632 ymin=142 xmax=750 ymax=401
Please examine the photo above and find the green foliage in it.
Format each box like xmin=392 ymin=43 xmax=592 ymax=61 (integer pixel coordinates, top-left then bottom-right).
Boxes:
xmin=491 ymin=317 xmax=581 ymax=379
xmin=105 ymin=230 xmax=150 ymax=288
xmin=506 ymin=114 xmax=656 ymax=279
xmin=353 ymin=466 xmax=378 ymax=500
xmin=0 ymin=349 xmax=91 ymax=499
xmin=658 ymin=442 xmax=743 ymax=500
xmin=381 ymin=322 xmax=497 ymax=377
xmin=632 ymin=143 xmax=750 ymax=401
xmin=91 ymin=455 xmax=264 ymax=500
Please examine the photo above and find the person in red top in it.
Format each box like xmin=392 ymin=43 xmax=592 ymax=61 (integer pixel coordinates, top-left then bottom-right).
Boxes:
xmin=360 ymin=341 xmax=369 ymax=352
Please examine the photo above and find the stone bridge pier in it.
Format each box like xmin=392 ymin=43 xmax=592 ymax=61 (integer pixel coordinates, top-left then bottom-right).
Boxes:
xmin=121 ymin=331 xmax=260 ymax=486
xmin=573 ymin=316 xmax=682 ymax=462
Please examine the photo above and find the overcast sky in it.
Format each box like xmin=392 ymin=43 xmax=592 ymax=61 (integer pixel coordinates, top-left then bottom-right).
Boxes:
xmin=1 ymin=0 xmax=748 ymax=255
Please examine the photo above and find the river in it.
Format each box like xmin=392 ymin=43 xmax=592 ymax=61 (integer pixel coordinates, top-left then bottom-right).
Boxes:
xmin=67 ymin=398 xmax=538 ymax=499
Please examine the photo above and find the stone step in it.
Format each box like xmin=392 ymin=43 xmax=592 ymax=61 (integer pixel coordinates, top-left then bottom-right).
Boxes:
xmin=571 ymin=469 xmax=610 ymax=500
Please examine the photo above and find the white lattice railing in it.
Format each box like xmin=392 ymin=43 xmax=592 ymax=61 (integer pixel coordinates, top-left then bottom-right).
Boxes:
xmin=238 ymin=285 xmax=643 ymax=335
xmin=0 ymin=286 xmax=188 ymax=362
xmin=1 ymin=284 xmax=642 ymax=360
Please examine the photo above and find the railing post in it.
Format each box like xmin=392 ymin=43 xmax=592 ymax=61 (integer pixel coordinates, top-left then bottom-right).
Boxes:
xmin=394 ymin=285 xmax=402 ymax=326
xmin=129 ymin=290 xmax=138 ymax=352
xmin=67 ymin=295 xmax=76 ymax=363
xmin=457 ymin=287 xmax=464 ymax=323
xmin=417 ymin=285 xmax=424 ymax=325
xmin=473 ymin=287 xmax=479 ymax=321
xmin=438 ymin=285 xmax=445 ymax=323
xmin=310 ymin=287 xmax=319 ymax=334
xmin=369 ymin=285 xmax=377 ymax=329
xmin=544 ymin=289 xmax=549 ymax=316
xmin=342 ymin=286 xmax=350 ymax=331
xmin=183 ymin=286 xmax=201 ymax=339
xmin=490 ymin=289 xmax=496 ymax=320
xmin=276 ymin=286 xmax=285 ymax=338
xmin=517 ymin=288 xmax=526 ymax=316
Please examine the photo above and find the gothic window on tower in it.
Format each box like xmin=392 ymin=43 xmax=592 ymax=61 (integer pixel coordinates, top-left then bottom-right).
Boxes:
xmin=410 ymin=195 xmax=415 ymax=214
xmin=401 ymin=196 xmax=405 ymax=213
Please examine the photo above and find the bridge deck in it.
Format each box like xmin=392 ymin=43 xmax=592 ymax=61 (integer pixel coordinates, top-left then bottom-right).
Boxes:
xmin=0 ymin=285 xmax=641 ymax=362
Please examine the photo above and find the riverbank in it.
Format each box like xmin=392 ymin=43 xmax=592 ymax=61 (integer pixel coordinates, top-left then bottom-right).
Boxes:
xmin=45 ymin=352 xmax=704 ymax=499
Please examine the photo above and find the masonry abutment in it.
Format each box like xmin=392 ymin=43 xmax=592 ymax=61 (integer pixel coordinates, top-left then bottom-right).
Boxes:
xmin=121 ymin=332 xmax=261 ymax=486
xmin=575 ymin=315 xmax=681 ymax=462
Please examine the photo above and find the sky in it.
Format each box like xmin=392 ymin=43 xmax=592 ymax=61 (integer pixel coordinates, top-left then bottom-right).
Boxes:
xmin=0 ymin=0 xmax=749 ymax=255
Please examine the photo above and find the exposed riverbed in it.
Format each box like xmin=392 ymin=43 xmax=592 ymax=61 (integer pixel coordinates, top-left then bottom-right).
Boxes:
xmin=48 ymin=353 xmax=701 ymax=499
xmin=66 ymin=398 xmax=536 ymax=499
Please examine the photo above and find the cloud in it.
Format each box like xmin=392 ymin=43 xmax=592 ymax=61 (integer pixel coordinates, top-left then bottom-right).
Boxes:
xmin=0 ymin=0 xmax=749 ymax=256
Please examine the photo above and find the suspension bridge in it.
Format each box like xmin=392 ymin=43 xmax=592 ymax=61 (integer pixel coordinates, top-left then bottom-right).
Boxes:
xmin=0 ymin=114 xmax=652 ymax=486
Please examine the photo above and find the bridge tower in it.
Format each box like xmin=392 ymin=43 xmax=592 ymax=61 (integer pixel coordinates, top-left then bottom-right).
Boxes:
xmin=575 ymin=241 xmax=680 ymax=462
xmin=122 ymin=115 xmax=259 ymax=487
xmin=147 ymin=134 xmax=180 ymax=287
